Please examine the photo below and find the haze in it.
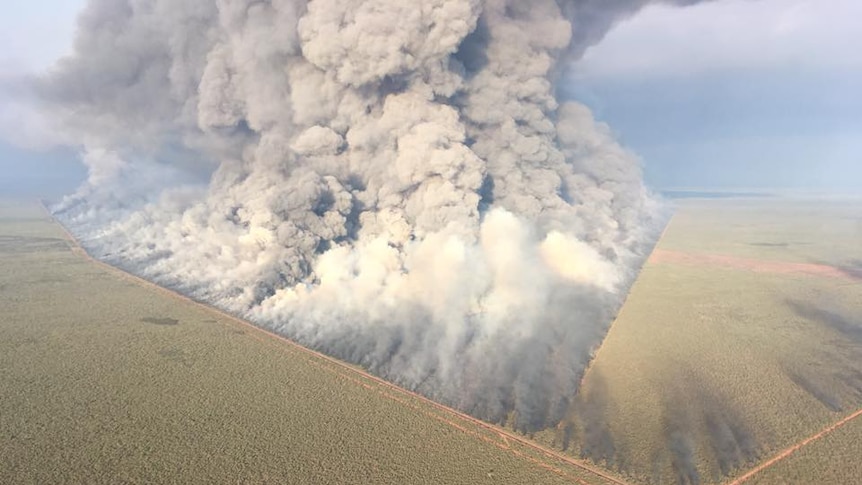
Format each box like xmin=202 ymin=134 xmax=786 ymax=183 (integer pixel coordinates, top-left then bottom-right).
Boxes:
xmin=2 ymin=2 xmax=860 ymax=484
xmin=1 ymin=0 xmax=860 ymax=197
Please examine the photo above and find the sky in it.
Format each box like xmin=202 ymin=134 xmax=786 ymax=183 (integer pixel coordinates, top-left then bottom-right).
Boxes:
xmin=0 ymin=0 xmax=86 ymax=198
xmin=566 ymin=0 xmax=862 ymax=192
xmin=0 ymin=0 xmax=860 ymax=196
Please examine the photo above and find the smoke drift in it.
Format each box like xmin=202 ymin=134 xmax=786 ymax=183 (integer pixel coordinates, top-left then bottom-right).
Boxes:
xmin=42 ymin=0 xmax=698 ymax=431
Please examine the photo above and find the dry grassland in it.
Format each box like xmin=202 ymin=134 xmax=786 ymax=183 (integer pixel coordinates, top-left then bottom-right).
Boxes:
xmin=0 ymin=199 xmax=618 ymax=485
xmin=541 ymin=198 xmax=862 ymax=484
xmin=747 ymin=411 xmax=862 ymax=485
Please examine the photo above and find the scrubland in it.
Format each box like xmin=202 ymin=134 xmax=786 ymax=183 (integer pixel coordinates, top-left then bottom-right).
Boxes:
xmin=5 ymin=196 xmax=859 ymax=485
xmin=539 ymin=197 xmax=862 ymax=484
xmin=1 ymin=200 xmax=611 ymax=485
xmin=749 ymin=415 xmax=862 ymax=485
xmin=659 ymin=197 xmax=862 ymax=267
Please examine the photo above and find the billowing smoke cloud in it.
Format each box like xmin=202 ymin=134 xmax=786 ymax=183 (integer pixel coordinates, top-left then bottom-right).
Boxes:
xmin=39 ymin=0 xmax=701 ymax=431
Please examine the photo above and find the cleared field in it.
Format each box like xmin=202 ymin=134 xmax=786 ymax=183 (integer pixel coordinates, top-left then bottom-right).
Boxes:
xmin=548 ymin=197 xmax=862 ymax=484
xmin=0 ymin=199 xmax=619 ymax=485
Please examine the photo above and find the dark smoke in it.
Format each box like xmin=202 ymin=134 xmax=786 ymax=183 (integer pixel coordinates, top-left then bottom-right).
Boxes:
xmin=572 ymin=371 xmax=618 ymax=467
xmin=29 ymin=0 xmax=711 ymax=430
xmin=659 ymin=378 xmax=760 ymax=485
xmin=787 ymin=300 xmax=862 ymax=346
xmin=837 ymin=259 xmax=862 ymax=280
xmin=785 ymin=299 xmax=862 ymax=413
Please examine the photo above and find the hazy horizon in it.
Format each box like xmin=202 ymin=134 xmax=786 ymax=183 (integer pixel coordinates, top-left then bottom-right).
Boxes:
xmin=1 ymin=3 xmax=860 ymax=483
xmin=1 ymin=0 xmax=860 ymax=198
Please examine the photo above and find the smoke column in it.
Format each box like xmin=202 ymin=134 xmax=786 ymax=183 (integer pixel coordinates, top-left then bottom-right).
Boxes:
xmin=41 ymin=0 xmax=701 ymax=432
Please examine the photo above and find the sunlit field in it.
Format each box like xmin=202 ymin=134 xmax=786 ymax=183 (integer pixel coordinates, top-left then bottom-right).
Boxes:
xmin=0 ymin=199 xmax=616 ymax=485
xmin=544 ymin=196 xmax=862 ymax=484
xmin=4 ymin=195 xmax=860 ymax=485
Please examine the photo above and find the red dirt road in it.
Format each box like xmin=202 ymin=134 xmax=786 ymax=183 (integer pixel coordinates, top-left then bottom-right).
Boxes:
xmin=650 ymin=249 xmax=861 ymax=282
xmin=727 ymin=406 xmax=862 ymax=484
xmin=43 ymin=202 xmax=627 ymax=485
xmin=47 ymin=202 xmax=862 ymax=485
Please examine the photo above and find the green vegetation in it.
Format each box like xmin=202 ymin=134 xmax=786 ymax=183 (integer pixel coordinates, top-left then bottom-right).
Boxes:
xmin=539 ymin=198 xmax=862 ymax=484
xmin=659 ymin=198 xmax=862 ymax=266
xmin=5 ymin=197 xmax=859 ymax=484
xmin=749 ymin=414 xmax=862 ymax=485
xmin=0 ymin=200 xmax=614 ymax=485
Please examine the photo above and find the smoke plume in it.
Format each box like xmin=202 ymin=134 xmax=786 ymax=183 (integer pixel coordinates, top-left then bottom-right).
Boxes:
xmin=40 ymin=0 xmax=700 ymax=431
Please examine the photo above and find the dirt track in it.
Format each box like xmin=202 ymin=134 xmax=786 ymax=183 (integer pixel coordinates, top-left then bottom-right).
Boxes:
xmin=649 ymin=246 xmax=862 ymax=483
xmin=41 ymin=201 xmax=628 ymax=485
xmin=650 ymin=248 xmax=861 ymax=281
xmin=727 ymin=407 xmax=862 ymax=484
xmin=50 ymin=201 xmax=861 ymax=485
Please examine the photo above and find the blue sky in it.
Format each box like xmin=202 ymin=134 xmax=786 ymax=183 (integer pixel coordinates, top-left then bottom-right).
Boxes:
xmin=0 ymin=0 xmax=85 ymax=197
xmin=1 ymin=0 xmax=860 ymax=196
xmin=567 ymin=0 xmax=862 ymax=192
xmin=0 ymin=0 xmax=82 ymax=70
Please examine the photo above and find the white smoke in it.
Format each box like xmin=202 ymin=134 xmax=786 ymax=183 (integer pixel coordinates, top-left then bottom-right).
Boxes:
xmin=41 ymin=0 xmax=700 ymax=431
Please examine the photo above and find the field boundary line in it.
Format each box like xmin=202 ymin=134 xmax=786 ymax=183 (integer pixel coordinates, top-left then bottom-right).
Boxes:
xmin=650 ymin=249 xmax=861 ymax=282
xmin=39 ymin=200 xmax=629 ymax=485
xmin=727 ymin=406 xmax=862 ymax=484
xmin=250 ymin=329 xmax=594 ymax=485
xmin=578 ymin=213 xmax=675 ymax=392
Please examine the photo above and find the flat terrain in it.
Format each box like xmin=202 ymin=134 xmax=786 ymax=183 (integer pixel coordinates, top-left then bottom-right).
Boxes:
xmin=0 ymin=200 xmax=619 ymax=485
xmin=5 ymin=196 xmax=860 ymax=485
xmin=551 ymin=197 xmax=862 ymax=484
xmin=747 ymin=409 xmax=862 ymax=485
